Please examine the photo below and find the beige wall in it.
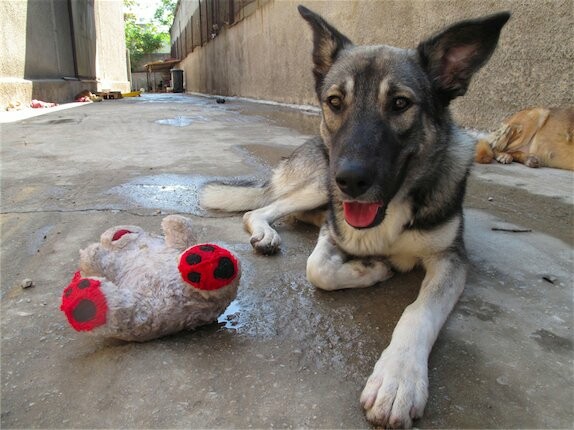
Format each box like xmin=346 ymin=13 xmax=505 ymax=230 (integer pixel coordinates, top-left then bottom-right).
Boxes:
xmin=94 ymin=0 xmax=130 ymax=92
xmin=0 ymin=0 xmax=129 ymax=109
xmin=174 ymin=0 xmax=573 ymax=130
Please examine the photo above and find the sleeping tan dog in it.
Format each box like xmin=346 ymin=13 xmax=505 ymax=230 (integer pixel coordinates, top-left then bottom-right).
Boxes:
xmin=475 ymin=107 xmax=574 ymax=170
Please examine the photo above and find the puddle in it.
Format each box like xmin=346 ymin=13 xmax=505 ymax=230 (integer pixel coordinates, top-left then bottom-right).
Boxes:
xmin=109 ymin=174 xmax=267 ymax=216
xmin=155 ymin=111 xmax=267 ymax=126
xmin=155 ymin=116 xmax=196 ymax=127
xmin=138 ymin=93 xmax=319 ymax=134
xmin=217 ymin=300 xmax=243 ymax=330
xmin=110 ymin=174 xmax=209 ymax=215
xmin=138 ymin=93 xmax=218 ymax=105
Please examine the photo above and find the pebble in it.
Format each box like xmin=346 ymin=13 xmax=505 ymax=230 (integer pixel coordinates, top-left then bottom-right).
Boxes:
xmin=488 ymin=196 xmax=494 ymax=201
xmin=20 ymin=279 xmax=34 ymax=289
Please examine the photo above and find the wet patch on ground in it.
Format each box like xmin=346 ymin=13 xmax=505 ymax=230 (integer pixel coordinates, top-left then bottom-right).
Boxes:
xmin=107 ymin=143 xmax=292 ymax=217
xmin=234 ymin=143 xmax=295 ymax=169
xmin=155 ymin=116 xmax=199 ymax=127
xmin=456 ymin=296 xmax=503 ymax=322
xmin=109 ymin=174 xmax=264 ymax=217
xmin=530 ymin=329 xmax=573 ymax=355
xmin=232 ymin=101 xmax=321 ymax=136
xmin=109 ymin=174 xmax=208 ymax=215
xmin=466 ymin=177 xmax=574 ymax=246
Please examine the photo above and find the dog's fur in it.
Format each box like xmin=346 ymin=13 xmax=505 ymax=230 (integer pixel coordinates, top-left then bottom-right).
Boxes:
xmin=475 ymin=107 xmax=574 ymax=170
xmin=200 ymin=7 xmax=509 ymax=428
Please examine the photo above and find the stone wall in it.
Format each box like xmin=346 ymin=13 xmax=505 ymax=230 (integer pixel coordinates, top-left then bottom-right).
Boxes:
xmin=0 ymin=0 xmax=130 ymax=109
xmin=171 ymin=0 xmax=573 ymax=130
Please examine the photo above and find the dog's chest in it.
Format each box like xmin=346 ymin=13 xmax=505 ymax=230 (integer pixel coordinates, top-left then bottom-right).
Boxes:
xmin=333 ymin=201 xmax=460 ymax=263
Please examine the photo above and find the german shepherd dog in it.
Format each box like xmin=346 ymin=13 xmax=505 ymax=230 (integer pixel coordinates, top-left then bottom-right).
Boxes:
xmin=201 ymin=6 xmax=510 ymax=428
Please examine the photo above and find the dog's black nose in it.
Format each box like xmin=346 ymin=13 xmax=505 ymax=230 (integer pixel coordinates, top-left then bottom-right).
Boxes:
xmin=335 ymin=162 xmax=374 ymax=198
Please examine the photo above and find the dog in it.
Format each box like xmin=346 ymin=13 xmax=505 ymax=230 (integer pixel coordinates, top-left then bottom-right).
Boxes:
xmin=200 ymin=6 xmax=510 ymax=428
xmin=475 ymin=107 xmax=574 ymax=170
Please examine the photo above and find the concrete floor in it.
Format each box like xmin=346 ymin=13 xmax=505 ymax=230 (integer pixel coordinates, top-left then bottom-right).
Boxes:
xmin=1 ymin=94 xmax=572 ymax=428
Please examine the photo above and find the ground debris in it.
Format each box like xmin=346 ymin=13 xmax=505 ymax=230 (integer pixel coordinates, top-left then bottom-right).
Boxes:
xmin=491 ymin=227 xmax=532 ymax=233
xmin=542 ymin=275 xmax=558 ymax=284
xmin=20 ymin=279 xmax=34 ymax=289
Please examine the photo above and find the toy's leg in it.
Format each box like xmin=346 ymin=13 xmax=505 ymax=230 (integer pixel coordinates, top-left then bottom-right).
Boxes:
xmin=60 ymin=271 xmax=109 ymax=332
xmin=161 ymin=215 xmax=196 ymax=250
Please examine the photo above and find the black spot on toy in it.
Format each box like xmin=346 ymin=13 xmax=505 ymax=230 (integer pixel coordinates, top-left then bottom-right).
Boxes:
xmin=188 ymin=272 xmax=201 ymax=283
xmin=186 ymin=253 xmax=202 ymax=265
xmin=78 ymin=279 xmax=91 ymax=289
xmin=214 ymin=257 xmax=235 ymax=280
xmin=73 ymin=299 xmax=97 ymax=322
xmin=60 ymin=271 xmax=107 ymax=331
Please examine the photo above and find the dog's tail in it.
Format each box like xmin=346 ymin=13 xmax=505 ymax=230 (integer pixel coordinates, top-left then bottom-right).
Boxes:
xmin=474 ymin=138 xmax=494 ymax=164
xmin=199 ymin=179 xmax=271 ymax=212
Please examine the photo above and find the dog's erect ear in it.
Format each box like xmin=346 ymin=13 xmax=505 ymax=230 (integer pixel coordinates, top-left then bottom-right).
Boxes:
xmin=298 ymin=5 xmax=353 ymax=93
xmin=417 ymin=12 xmax=510 ymax=104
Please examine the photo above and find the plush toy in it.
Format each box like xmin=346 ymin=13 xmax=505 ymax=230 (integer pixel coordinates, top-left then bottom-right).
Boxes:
xmin=60 ymin=215 xmax=240 ymax=341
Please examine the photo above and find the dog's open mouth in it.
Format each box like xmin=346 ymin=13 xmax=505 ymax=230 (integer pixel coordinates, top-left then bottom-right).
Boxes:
xmin=343 ymin=201 xmax=385 ymax=229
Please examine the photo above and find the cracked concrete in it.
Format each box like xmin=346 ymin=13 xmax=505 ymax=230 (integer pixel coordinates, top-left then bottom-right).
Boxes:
xmin=1 ymin=94 xmax=573 ymax=428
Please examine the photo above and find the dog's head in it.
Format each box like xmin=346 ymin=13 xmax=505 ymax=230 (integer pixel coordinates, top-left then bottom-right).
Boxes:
xmin=298 ymin=6 xmax=510 ymax=229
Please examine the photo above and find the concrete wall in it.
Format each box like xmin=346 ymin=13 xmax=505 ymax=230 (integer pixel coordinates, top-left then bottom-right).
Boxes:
xmin=94 ymin=0 xmax=130 ymax=92
xmin=0 ymin=0 xmax=130 ymax=109
xmin=173 ymin=0 xmax=573 ymax=130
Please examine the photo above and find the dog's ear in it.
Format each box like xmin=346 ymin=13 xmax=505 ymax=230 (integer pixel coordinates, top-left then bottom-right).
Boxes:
xmin=298 ymin=5 xmax=353 ymax=93
xmin=417 ymin=12 xmax=510 ymax=104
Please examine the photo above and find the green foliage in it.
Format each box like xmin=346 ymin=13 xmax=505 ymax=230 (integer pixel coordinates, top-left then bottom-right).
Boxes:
xmin=153 ymin=0 xmax=177 ymax=28
xmin=124 ymin=0 xmax=173 ymax=71
xmin=125 ymin=21 xmax=166 ymax=68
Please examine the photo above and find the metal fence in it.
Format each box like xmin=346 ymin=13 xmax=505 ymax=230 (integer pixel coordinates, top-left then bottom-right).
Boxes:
xmin=171 ymin=0 xmax=264 ymax=59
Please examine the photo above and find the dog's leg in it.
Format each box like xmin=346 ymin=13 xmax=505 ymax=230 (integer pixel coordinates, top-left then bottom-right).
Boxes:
xmin=306 ymin=226 xmax=393 ymax=290
xmin=508 ymin=150 xmax=540 ymax=168
xmin=361 ymin=251 xmax=467 ymax=428
xmin=243 ymin=185 xmax=327 ymax=255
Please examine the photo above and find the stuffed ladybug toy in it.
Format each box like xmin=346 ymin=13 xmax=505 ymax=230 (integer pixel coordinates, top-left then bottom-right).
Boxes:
xmin=60 ymin=215 xmax=240 ymax=341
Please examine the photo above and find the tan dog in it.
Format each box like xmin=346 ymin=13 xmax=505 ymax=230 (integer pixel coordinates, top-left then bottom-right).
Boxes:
xmin=476 ymin=107 xmax=574 ymax=170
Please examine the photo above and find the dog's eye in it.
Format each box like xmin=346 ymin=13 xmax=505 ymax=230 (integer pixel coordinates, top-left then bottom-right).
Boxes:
xmin=391 ymin=97 xmax=412 ymax=112
xmin=326 ymin=95 xmax=343 ymax=112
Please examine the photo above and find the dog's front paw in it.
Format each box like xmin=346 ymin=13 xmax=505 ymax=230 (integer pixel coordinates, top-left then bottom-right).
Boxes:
xmin=495 ymin=152 xmax=513 ymax=164
xmin=360 ymin=347 xmax=428 ymax=429
xmin=244 ymin=211 xmax=281 ymax=255
xmin=249 ymin=227 xmax=281 ymax=255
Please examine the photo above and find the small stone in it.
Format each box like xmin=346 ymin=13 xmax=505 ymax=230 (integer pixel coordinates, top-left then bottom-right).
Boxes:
xmin=488 ymin=196 xmax=494 ymax=202
xmin=21 ymin=279 xmax=34 ymax=289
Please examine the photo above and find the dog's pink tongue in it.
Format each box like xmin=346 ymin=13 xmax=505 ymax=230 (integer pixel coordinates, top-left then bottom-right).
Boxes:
xmin=343 ymin=202 xmax=381 ymax=228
